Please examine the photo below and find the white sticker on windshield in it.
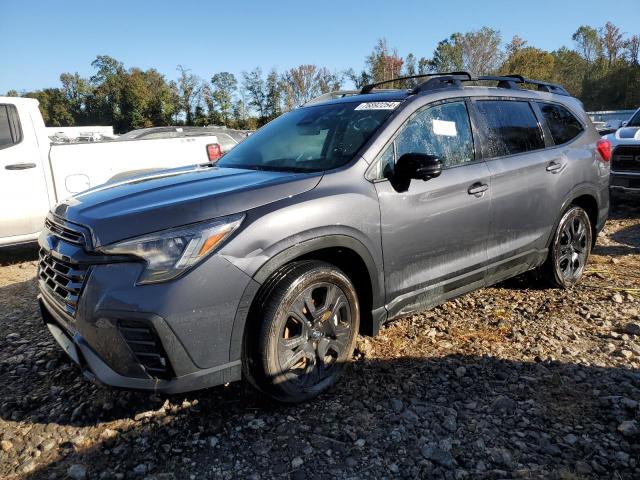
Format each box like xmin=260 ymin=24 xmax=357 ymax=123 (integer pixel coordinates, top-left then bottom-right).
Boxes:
xmin=355 ymin=102 xmax=400 ymax=110
xmin=432 ymin=119 xmax=457 ymax=137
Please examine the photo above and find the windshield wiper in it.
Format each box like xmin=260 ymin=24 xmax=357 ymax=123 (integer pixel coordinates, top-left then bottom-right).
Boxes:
xmin=221 ymin=163 xmax=321 ymax=173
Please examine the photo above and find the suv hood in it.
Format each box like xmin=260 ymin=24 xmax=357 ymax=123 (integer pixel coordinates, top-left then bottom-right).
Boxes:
xmin=54 ymin=165 xmax=322 ymax=247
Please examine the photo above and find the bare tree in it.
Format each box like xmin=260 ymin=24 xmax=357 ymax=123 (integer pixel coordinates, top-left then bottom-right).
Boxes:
xmin=601 ymin=22 xmax=625 ymax=66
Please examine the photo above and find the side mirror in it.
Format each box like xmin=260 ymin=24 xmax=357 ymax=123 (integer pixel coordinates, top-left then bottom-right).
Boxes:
xmin=622 ymin=121 xmax=628 ymax=127
xmin=392 ymin=153 xmax=442 ymax=192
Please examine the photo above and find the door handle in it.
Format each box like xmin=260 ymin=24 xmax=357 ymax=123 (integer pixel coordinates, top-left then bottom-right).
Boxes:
xmin=5 ymin=163 xmax=36 ymax=170
xmin=546 ymin=161 xmax=563 ymax=173
xmin=467 ymin=182 xmax=489 ymax=195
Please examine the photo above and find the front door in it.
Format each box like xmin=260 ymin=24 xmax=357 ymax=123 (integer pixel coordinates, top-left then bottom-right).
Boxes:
xmin=373 ymin=100 xmax=491 ymax=318
xmin=0 ymin=103 xmax=51 ymax=241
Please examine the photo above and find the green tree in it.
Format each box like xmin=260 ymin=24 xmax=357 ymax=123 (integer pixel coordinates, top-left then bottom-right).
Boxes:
xmin=210 ymin=72 xmax=237 ymax=126
xmin=572 ymin=26 xmax=602 ymax=63
xmin=242 ymin=67 xmax=268 ymax=124
xmin=501 ymin=47 xmax=555 ymax=81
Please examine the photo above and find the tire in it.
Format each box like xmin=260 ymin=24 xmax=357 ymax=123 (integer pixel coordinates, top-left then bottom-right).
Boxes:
xmin=243 ymin=260 xmax=360 ymax=403
xmin=541 ymin=205 xmax=592 ymax=288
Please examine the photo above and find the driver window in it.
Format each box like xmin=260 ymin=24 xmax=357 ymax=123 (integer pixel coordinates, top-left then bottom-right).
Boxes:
xmin=374 ymin=101 xmax=475 ymax=179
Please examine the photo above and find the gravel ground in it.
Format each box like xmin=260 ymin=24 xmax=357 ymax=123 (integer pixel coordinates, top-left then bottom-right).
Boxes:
xmin=1 ymin=202 xmax=639 ymax=480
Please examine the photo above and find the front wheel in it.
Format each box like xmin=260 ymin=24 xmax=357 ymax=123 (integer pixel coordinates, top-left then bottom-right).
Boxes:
xmin=542 ymin=206 xmax=592 ymax=288
xmin=244 ymin=261 xmax=360 ymax=403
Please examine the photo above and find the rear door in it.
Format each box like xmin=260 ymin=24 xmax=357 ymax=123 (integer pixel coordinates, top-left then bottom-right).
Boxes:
xmin=372 ymin=99 xmax=491 ymax=318
xmin=0 ymin=103 xmax=51 ymax=241
xmin=470 ymin=98 xmax=556 ymax=283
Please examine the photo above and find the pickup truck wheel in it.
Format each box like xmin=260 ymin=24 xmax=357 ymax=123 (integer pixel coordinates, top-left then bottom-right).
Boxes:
xmin=542 ymin=206 xmax=592 ymax=288
xmin=245 ymin=261 xmax=359 ymax=403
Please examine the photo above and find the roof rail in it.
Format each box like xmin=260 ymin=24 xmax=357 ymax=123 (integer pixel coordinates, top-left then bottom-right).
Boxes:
xmin=304 ymin=73 xmax=570 ymax=106
xmin=361 ymin=72 xmax=473 ymax=94
xmin=411 ymin=72 xmax=474 ymax=93
xmin=475 ymin=75 xmax=569 ymax=95
xmin=303 ymin=90 xmax=360 ymax=106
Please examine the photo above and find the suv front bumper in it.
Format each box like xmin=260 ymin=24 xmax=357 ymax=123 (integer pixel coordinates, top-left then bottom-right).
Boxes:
xmin=38 ymin=244 xmax=258 ymax=394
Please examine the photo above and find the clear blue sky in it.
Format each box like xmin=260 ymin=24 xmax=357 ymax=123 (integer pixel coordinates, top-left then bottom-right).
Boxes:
xmin=2 ymin=0 xmax=640 ymax=93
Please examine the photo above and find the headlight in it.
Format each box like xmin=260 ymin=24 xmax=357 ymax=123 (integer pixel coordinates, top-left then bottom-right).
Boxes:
xmin=100 ymin=214 xmax=244 ymax=284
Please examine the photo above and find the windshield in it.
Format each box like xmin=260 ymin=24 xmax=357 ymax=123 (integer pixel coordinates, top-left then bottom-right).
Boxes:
xmin=217 ymin=102 xmax=397 ymax=172
xmin=627 ymin=110 xmax=640 ymax=127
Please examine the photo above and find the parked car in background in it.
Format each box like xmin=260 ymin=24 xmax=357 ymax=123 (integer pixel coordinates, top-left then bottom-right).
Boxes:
xmin=0 ymin=97 xmax=223 ymax=246
xmin=37 ymin=72 xmax=609 ymax=403
xmin=46 ymin=126 xmax=116 ymax=144
xmin=604 ymin=107 xmax=640 ymax=195
xmin=117 ymin=126 xmax=245 ymax=152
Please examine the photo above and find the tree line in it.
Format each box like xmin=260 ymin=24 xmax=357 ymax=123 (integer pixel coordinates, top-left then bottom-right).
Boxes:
xmin=6 ymin=22 xmax=640 ymax=133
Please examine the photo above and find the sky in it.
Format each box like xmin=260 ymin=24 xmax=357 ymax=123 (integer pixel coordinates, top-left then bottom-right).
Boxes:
xmin=2 ymin=0 xmax=640 ymax=94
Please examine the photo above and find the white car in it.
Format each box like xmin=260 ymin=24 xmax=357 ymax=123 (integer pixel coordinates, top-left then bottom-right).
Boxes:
xmin=0 ymin=97 xmax=225 ymax=246
xmin=605 ymin=108 xmax=640 ymax=194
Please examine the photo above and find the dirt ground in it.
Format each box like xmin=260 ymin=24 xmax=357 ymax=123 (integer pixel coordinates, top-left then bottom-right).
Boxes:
xmin=0 ymin=202 xmax=639 ymax=479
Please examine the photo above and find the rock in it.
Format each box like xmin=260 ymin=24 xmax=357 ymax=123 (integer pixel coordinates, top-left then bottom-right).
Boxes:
xmin=247 ymin=418 xmax=266 ymax=430
xmin=68 ymin=464 xmax=88 ymax=480
xmin=354 ymin=438 xmax=366 ymax=448
xmin=133 ymin=464 xmax=147 ymax=475
xmin=291 ymin=457 xmax=304 ymax=469
xmin=208 ymin=436 xmax=219 ymax=448
xmin=575 ymin=461 xmax=592 ymax=474
xmin=617 ymin=420 xmax=638 ymax=438
xmin=401 ymin=409 xmax=420 ymax=424
xmin=491 ymin=395 xmax=517 ymax=413
xmin=390 ymin=398 xmax=403 ymax=412
xmin=455 ymin=366 xmax=466 ymax=378
xmin=563 ymin=433 xmax=578 ymax=445
xmin=21 ymin=461 xmax=36 ymax=474
xmin=613 ymin=293 xmax=624 ymax=304
xmin=623 ymin=322 xmax=640 ymax=335
xmin=422 ymin=445 xmax=454 ymax=468
xmin=443 ymin=415 xmax=457 ymax=433
xmin=0 ymin=439 xmax=13 ymax=452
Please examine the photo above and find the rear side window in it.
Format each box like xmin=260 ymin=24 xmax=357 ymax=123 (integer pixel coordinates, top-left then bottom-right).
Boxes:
xmin=0 ymin=104 xmax=23 ymax=150
xmin=474 ymin=100 xmax=544 ymax=158
xmin=539 ymin=103 xmax=584 ymax=145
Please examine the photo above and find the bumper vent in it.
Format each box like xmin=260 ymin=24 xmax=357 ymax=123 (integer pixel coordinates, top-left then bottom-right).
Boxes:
xmin=38 ymin=249 xmax=88 ymax=316
xmin=44 ymin=218 xmax=86 ymax=246
xmin=118 ymin=320 xmax=174 ymax=379
xmin=612 ymin=145 xmax=640 ymax=172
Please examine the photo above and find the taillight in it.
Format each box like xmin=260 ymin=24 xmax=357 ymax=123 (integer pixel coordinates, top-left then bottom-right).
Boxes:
xmin=206 ymin=143 xmax=222 ymax=162
xmin=596 ymin=138 xmax=612 ymax=162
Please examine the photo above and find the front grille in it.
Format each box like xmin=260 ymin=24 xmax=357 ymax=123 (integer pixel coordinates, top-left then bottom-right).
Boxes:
xmin=612 ymin=145 xmax=640 ymax=172
xmin=38 ymin=249 xmax=88 ymax=317
xmin=118 ymin=320 xmax=174 ymax=379
xmin=44 ymin=218 xmax=86 ymax=246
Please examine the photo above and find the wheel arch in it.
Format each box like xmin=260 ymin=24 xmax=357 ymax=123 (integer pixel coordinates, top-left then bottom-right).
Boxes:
xmin=229 ymin=235 xmax=385 ymax=363
xmin=547 ymin=188 xmax=600 ymax=250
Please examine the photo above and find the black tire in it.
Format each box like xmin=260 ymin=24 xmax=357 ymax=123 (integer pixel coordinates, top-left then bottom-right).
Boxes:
xmin=243 ymin=260 xmax=359 ymax=403
xmin=541 ymin=205 xmax=592 ymax=288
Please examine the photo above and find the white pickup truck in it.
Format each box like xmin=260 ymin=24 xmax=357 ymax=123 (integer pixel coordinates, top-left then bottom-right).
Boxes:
xmin=0 ymin=96 xmax=224 ymax=246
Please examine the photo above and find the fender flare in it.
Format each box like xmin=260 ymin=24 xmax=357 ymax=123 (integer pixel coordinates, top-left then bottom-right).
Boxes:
xmin=546 ymin=185 xmax=602 ymax=249
xmin=228 ymin=234 xmax=385 ymax=362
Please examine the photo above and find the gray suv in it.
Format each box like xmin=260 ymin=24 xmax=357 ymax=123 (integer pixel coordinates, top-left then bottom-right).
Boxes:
xmin=38 ymin=73 xmax=610 ymax=402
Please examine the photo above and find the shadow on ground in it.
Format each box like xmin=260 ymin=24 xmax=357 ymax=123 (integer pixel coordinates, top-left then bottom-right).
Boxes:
xmin=2 ymin=349 xmax=638 ymax=479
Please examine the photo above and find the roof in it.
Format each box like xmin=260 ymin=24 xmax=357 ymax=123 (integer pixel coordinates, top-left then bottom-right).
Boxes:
xmin=303 ymin=72 xmax=574 ymax=109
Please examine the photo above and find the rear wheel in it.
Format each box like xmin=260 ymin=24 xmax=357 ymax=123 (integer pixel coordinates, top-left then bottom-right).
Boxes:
xmin=244 ymin=261 xmax=359 ymax=403
xmin=542 ymin=206 xmax=592 ymax=288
